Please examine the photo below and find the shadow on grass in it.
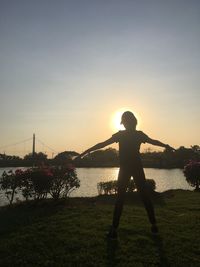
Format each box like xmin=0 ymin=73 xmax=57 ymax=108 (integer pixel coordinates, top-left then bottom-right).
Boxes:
xmin=106 ymin=238 xmax=119 ymax=267
xmin=152 ymin=235 xmax=171 ymax=267
xmin=0 ymin=199 xmax=68 ymax=237
xmin=0 ymin=191 xmax=166 ymax=239
xmin=96 ymin=191 xmax=166 ymax=206
xmin=105 ymin=234 xmax=170 ymax=267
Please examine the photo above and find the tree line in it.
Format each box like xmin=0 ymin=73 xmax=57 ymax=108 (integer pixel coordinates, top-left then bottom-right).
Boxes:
xmin=0 ymin=145 xmax=199 ymax=168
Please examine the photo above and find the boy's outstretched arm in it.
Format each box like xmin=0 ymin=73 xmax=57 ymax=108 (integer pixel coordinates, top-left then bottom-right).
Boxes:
xmin=77 ymin=137 xmax=115 ymax=159
xmin=146 ymin=137 xmax=175 ymax=151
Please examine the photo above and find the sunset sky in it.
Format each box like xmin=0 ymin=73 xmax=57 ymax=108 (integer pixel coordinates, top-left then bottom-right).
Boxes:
xmin=0 ymin=0 xmax=199 ymax=157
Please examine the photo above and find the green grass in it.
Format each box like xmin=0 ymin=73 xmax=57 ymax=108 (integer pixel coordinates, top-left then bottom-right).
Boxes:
xmin=0 ymin=190 xmax=199 ymax=267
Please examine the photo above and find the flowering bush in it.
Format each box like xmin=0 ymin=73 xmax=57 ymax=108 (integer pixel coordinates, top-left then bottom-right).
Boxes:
xmin=0 ymin=163 xmax=80 ymax=205
xmin=22 ymin=168 xmax=52 ymax=200
xmin=183 ymin=160 xmax=200 ymax=191
xmin=49 ymin=164 xmax=80 ymax=200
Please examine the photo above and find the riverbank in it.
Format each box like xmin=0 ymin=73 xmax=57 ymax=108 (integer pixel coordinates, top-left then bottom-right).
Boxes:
xmin=0 ymin=190 xmax=199 ymax=266
xmin=0 ymin=163 xmax=183 ymax=168
xmin=0 ymin=168 xmax=192 ymax=204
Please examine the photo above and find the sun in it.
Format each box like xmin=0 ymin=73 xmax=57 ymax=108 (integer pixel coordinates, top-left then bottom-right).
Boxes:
xmin=111 ymin=108 xmax=141 ymax=131
xmin=112 ymin=110 xmax=125 ymax=131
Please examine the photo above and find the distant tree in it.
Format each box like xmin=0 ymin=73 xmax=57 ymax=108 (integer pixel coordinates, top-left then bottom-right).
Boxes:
xmin=191 ymin=145 xmax=200 ymax=154
xmin=54 ymin=151 xmax=79 ymax=163
xmin=10 ymin=155 xmax=22 ymax=160
xmin=183 ymin=160 xmax=200 ymax=191
xmin=0 ymin=153 xmax=22 ymax=161
xmin=174 ymin=147 xmax=199 ymax=168
xmin=80 ymin=148 xmax=119 ymax=167
xmin=24 ymin=152 xmax=48 ymax=161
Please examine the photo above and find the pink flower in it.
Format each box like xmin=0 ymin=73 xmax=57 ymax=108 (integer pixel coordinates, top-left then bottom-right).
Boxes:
xmin=15 ymin=169 xmax=23 ymax=175
xmin=43 ymin=169 xmax=53 ymax=177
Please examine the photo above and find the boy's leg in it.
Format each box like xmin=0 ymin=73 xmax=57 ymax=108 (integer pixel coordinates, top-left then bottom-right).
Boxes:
xmin=112 ymin=169 xmax=131 ymax=229
xmin=133 ymin=167 xmax=157 ymax=226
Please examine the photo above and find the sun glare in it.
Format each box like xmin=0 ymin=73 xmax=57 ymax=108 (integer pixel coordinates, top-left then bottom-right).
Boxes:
xmin=112 ymin=110 xmax=125 ymax=131
xmin=111 ymin=108 xmax=141 ymax=131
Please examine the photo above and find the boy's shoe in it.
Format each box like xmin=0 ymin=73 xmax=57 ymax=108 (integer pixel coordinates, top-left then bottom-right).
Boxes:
xmin=151 ymin=224 xmax=159 ymax=235
xmin=106 ymin=226 xmax=118 ymax=240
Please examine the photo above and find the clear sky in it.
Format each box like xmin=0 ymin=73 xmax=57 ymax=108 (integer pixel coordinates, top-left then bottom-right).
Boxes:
xmin=0 ymin=0 xmax=199 ymax=157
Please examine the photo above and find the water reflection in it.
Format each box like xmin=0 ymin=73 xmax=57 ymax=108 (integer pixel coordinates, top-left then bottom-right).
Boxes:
xmin=71 ymin=168 xmax=192 ymax=197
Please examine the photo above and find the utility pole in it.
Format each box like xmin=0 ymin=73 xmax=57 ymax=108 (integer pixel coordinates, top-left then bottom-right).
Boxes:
xmin=32 ymin=133 xmax=36 ymax=166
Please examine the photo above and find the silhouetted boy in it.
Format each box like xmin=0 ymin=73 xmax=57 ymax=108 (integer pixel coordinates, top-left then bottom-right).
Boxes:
xmin=77 ymin=111 xmax=174 ymax=239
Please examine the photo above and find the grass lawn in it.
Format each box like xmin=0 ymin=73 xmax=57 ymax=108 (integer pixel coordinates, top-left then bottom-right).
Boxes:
xmin=0 ymin=190 xmax=199 ymax=267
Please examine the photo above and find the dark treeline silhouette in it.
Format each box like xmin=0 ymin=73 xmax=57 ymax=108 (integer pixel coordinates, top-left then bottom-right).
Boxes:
xmin=141 ymin=145 xmax=200 ymax=168
xmin=0 ymin=145 xmax=199 ymax=168
xmin=75 ymin=146 xmax=200 ymax=168
xmin=76 ymin=148 xmax=119 ymax=167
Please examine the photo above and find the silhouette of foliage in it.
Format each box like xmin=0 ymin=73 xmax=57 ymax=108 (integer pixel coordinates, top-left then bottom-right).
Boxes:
xmin=49 ymin=164 xmax=80 ymax=200
xmin=0 ymin=154 xmax=22 ymax=161
xmin=54 ymin=151 xmax=79 ymax=163
xmin=79 ymin=148 xmax=119 ymax=167
xmin=183 ymin=160 xmax=200 ymax=191
xmin=1 ymin=145 xmax=200 ymax=168
xmin=97 ymin=178 xmax=156 ymax=195
xmin=97 ymin=180 xmax=118 ymax=195
xmin=25 ymin=168 xmax=52 ymax=200
xmin=0 ymin=169 xmax=23 ymax=204
xmin=24 ymin=152 xmax=47 ymax=161
xmin=0 ymin=164 xmax=80 ymax=205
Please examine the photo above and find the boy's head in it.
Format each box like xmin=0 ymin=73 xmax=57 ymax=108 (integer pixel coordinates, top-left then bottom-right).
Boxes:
xmin=121 ymin=111 xmax=137 ymax=129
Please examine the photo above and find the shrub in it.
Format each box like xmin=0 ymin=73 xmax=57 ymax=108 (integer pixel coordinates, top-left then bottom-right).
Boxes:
xmin=20 ymin=169 xmax=35 ymax=201
xmin=49 ymin=165 xmax=80 ymax=200
xmin=0 ymin=164 xmax=80 ymax=205
xmin=97 ymin=178 xmax=155 ymax=195
xmin=28 ymin=168 xmax=52 ymax=200
xmin=183 ymin=160 xmax=200 ymax=191
xmin=127 ymin=179 xmax=136 ymax=192
xmin=97 ymin=180 xmax=118 ymax=195
xmin=0 ymin=169 xmax=24 ymax=205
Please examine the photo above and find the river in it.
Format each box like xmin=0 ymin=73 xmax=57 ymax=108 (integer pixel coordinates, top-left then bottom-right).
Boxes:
xmin=0 ymin=167 xmax=192 ymax=206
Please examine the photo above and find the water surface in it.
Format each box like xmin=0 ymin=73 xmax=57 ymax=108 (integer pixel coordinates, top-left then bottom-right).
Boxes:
xmin=0 ymin=167 xmax=192 ymax=206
